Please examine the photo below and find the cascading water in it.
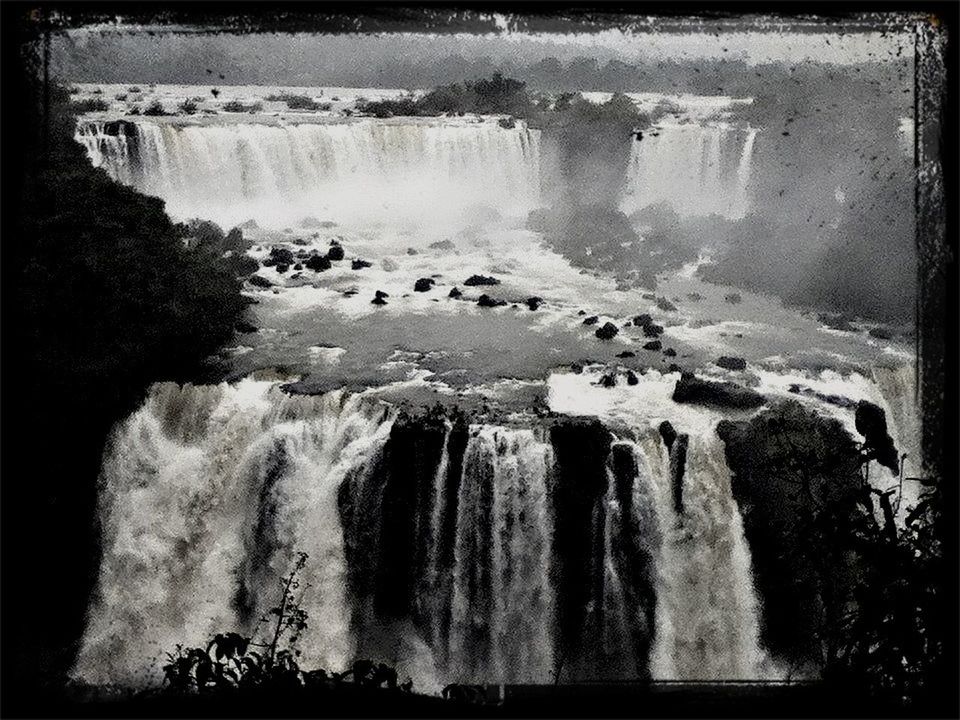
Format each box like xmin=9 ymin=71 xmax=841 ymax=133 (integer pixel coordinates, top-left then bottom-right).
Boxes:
xmin=632 ymin=430 xmax=770 ymax=679
xmin=447 ymin=427 xmax=556 ymax=684
xmin=76 ymin=377 xmax=780 ymax=691
xmin=620 ymin=123 xmax=758 ymax=219
xmin=73 ymin=380 xmax=397 ymax=687
xmin=75 ymin=118 xmax=542 ymax=228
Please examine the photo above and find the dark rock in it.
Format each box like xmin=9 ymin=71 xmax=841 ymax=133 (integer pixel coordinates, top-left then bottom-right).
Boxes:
xmin=371 ymin=294 xmax=388 ymax=306
xmin=658 ymin=421 xmax=677 ymax=450
xmin=668 ymin=363 xmax=682 ymax=373
xmin=868 ymin=327 xmax=893 ymax=340
xmin=717 ymin=401 xmax=866 ymax=664
xmin=414 ymin=278 xmax=436 ymax=292
xmin=818 ymin=312 xmax=856 ymax=332
xmin=625 ymin=370 xmax=639 ymax=386
xmin=526 ymin=296 xmax=544 ymax=311
xmin=248 ymin=274 xmax=273 ymax=288
xmin=716 ymin=356 xmax=747 ymax=371
xmin=672 ymin=372 xmax=765 ymax=409
xmin=642 ymin=340 xmax=662 ymax=351
xmin=464 ymin=274 xmax=500 ymax=286
xmin=428 ymin=239 xmax=456 ymax=250
xmin=577 ymin=310 xmax=587 ymax=316
xmin=642 ymin=324 xmax=664 ymax=338
xmin=406 ymin=247 xmax=419 ymax=255
xmin=448 ymin=287 xmax=463 ymax=299
xmin=599 ymin=373 xmax=617 ymax=388
xmin=276 ymin=264 xmax=289 ymax=274
xmin=293 ymin=263 xmax=303 ymax=271
xmin=268 ymin=246 xmax=295 ymax=265
xmin=656 ymin=296 xmax=677 ymax=312
xmin=583 ymin=316 xmax=599 ymax=326
xmin=327 ymin=242 xmax=345 ymax=261
xmin=305 ymin=254 xmax=331 ymax=272
xmin=477 ymin=294 xmax=507 ymax=308
xmin=663 ymin=348 xmax=677 ymax=357
xmin=235 ymin=321 xmax=258 ymax=334
xmin=855 ymin=401 xmax=900 ymax=474
xmin=374 ymin=290 xmax=389 ymax=300
xmin=352 ymin=259 xmax=372 ymax=270
xmin=616 ymin=351 xmax=636 ymax=358
xmin=669 ymin=434 xmax=689 ymax=513
xmin=595 ymin=322 xmax=619 ymax=340
xmin=633 ymin=314 xmax=652 ymax=328
xmin=724 ymin=293 xmax=742 ymax=304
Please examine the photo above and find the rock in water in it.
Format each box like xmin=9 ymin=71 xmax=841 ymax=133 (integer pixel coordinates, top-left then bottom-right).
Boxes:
xmin=716 ymin=356 xmax=747 ymax=371
xmin=414 ymin=278 xmax=436 ymax=292
xmin=248 ymin=274 xmax=272 ymax=288
xmin=582 ymin=315 xmax=599 ymax=326
xmin=672 ymin=372 xmax=765 ymax=409
xmin=642 ymin=340 xmax=662 ymax=351
xmin=599 ymin=372 xmax=617 ymax=388
xmin=305 ymin=254 xmax=331 ymax=272
xmin=327 ymin=242 xmax=345 ymax=261
xmin=642 ymin=324 xmax=663 ymax=338
xmin=595 ymin=322 xmax=619 ymax=340
xmin=477 ymin=294 xmax=507 ymax=308
xmin=464 ymin=274 xmax=500 ymax=286
xmin=448 ymin=287 xmax=463 ymax=299
xmin=656 ymin=296 xmax=677 ymax=312
xmin=658 ymin=420 xmax=678 ymax=450
xmin=526 ymin=297 xmax=544 ymax=311
xmin=352 ymin=259 xmax=372 ymax=270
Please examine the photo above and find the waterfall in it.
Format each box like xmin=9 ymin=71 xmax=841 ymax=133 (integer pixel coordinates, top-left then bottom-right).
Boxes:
xmin=75 ymin=379 xmax=779 ymax=690
xmin=73 ymin=380 xmax=397 ymax=687
xmin=74 ymin=118 xmax=542 ymax=228
xmin=448 ymin=426 xmax=555 ymax=684
xmin=632 ymin=430 xmax=770 ymax=679
xmin=621 ymin=123 xmax=758 ymax=219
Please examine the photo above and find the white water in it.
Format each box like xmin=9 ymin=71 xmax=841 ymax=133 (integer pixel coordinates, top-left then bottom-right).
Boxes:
xmin=621 ymin=123 xmax=758 ymax=219
xmin=632 ymin=432 xmax=770 ymax=679
xmin=448 ymin=426 xmax=555 ymax=684
xmin=73 ymin=380 xmax=397 ymax=686
xmin=75 ymin=118 xmax=542 ymax=228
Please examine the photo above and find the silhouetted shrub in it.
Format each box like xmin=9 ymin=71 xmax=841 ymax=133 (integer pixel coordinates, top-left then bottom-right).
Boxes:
xmin=143 ymin=99 xmax=168 ymax=116
xmin=222 ymin=99 xmax=263 ymax=113
xmin=71 ymin=97 xmax=109 ymax=112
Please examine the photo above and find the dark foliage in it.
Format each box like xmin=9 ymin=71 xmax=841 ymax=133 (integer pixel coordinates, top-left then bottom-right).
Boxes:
xmin=718 ymin=401 xmax=946 ymax=705
xmin=3 ymin=15 xmax=246 ymax=710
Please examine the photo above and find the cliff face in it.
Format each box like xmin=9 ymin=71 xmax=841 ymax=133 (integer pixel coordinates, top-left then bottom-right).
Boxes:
xmin=717 ymin=399 xmax=873 ymax=669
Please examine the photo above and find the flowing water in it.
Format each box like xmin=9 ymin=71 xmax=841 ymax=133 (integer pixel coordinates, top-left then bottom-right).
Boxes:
xmin=621 ymin=123 xmax=758 ymax=219
xmin=69 ymin=88 xmax=920 ymax=693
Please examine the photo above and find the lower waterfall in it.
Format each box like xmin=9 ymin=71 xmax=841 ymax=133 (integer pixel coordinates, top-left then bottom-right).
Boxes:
xmin=74 ymin=381 xmax=774 ymax=690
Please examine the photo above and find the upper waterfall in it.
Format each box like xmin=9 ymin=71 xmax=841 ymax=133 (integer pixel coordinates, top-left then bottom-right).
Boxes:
xmin=620 ymin=122 xmax=758 ymax=220
xmin=75 ymin=117 xmax=543 ymax=228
